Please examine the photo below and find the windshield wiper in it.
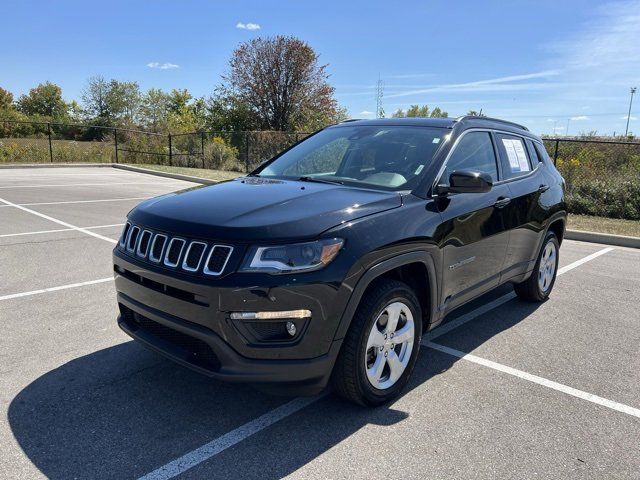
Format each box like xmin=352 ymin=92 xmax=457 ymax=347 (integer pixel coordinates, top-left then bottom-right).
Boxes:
xmin=297 ymin=176 xmax=343 ymax=186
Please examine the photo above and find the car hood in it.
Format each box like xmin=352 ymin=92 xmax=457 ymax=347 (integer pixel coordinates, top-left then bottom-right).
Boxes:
xmin=128 ymin=177 xmax=402 ymax=242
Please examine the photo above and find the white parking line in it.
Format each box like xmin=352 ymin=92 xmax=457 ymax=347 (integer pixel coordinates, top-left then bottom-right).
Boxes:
xmin=0 ymin=197 xmax=118 ymax=244
xmin=426 ymin=341 xmax=640 ymax=418
xmin=0 ymin=181 xmax=190 ymax=189
xmin=557 ymin=247 xmax=614 ymax=274
xmin=0 ymin=223 xmax=125 ymax=239
xmin=424 ymin=246 xmax=614 ymax=341
xmin=138 ymin=395 xmax=326 ymax=480
xmin=0 ymin=277 xmax=114 ymax=302
xmin=0 ymin=196 xmax=149 ymax=207
xmin=134 ymin=246 xmax=622 ymax=479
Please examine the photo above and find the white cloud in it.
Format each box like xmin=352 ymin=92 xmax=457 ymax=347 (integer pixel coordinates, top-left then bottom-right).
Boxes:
xmin=147 ymin=62 xmax=179 ymax=70
xmin=384 ymin=70 xmax=560 ymax=99
xmin=236 ymin=22 xmax=261 ymax=30
xmin=570 ymin=115 xmax=589 ymax=120
xmin=553 ymin=126 xmax=565 ymax=132
xmin=621 ymin=115 xmax=638 ymax=120
xmin=359 ymin=110 xmax=374 ymax=116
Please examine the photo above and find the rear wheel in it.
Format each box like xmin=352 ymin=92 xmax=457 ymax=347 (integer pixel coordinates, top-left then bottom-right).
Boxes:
xmin=514 ymin=231 xmax=559 ymax=302
xmin=331 ymin=279 xmax=422 ymax=406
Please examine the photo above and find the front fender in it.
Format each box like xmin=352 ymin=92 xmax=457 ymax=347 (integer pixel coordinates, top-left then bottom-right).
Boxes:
xmin=332 ymin=249 xmax=440 ymax=342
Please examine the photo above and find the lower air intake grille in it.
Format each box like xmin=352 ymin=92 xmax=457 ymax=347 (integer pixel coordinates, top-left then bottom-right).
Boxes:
xmin=120 ymin=305 xmax=220 ymax=372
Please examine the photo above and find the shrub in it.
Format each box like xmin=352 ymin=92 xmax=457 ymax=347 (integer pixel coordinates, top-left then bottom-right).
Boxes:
xmin=204 ymin=136 xmax=241 ymax=171
xmin=566 ymin=177 xmax=640 ymax=220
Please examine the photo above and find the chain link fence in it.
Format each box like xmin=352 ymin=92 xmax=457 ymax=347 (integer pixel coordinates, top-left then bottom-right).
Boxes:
xmin=2 ymin=119 xmax=639 ymax=219
xmin=0 ymin=120 xmax=309 ymax=173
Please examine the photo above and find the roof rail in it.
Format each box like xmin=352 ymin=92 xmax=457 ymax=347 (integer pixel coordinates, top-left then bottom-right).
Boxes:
xmin=340 ymin=118 xmax=362 ymax=123
xmin=455 ymin=115 xmax=529 ymax=131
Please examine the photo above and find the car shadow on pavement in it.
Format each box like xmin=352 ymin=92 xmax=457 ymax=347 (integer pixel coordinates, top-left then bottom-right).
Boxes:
xmin=8 ymin=287 xmax=542 ymax=480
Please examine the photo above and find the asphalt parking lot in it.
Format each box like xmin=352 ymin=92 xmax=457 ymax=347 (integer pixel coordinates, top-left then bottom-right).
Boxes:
xmin=1 ymin=166 xmax=639 ymax=480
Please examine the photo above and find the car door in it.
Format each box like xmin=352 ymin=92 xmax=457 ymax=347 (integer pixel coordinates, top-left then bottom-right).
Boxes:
xmin=435 ymin=130 xmax=511 ymax=311
xmin=493 ymin=133 xmax=549 ymax=279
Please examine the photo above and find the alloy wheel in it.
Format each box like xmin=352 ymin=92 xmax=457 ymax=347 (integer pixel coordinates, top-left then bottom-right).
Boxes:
xmin=364 ymin=301 xmax=415 ymax=390
xmin=538 ymin=242 xmax=557 ymax=292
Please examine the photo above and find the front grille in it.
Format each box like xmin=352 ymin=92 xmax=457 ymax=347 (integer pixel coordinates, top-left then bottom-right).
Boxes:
xmin=127 ymin=226 xmax=140 ymax=252
xmin=119 ymin=222 xmax=233 ymax=276
xmin=183 ymin=242 xmax=206 ymax=271
xmin=120 ymin=305 xmax=220 ymax=372
xmin=136 ymin=230 xmax=152 ymax=257
xmin=164 ymin=238 xmax=185 ymax=267
xmin=204 ymin=246 xmax=233 ymax=275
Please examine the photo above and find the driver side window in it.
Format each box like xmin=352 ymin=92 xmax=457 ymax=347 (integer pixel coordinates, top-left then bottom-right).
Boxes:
xmin=441 ymin=131 xmax=498 ymax=184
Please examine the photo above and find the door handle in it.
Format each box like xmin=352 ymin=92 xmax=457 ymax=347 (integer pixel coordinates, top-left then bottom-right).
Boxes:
xmin=494 ymin=197 xmax=511 ymax=208
xmin=538 ymin=184 xmax=550 ymax=192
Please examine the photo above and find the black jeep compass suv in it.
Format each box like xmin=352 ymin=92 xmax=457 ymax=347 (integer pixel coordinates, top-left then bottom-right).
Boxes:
xmin=114 ymin=116 xmax=567 ymax=406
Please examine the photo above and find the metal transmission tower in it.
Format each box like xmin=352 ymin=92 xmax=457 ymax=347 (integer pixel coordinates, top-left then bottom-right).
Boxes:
xmin=625 ymin=87 xmax=636 ymax=137
xmin=375 ymin=77 xmax=384 ymax=118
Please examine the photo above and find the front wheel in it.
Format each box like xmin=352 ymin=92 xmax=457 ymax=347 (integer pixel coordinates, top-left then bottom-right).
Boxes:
xmin=331 ymin=280 xmax=422 ymax=406
xmin=514 ymin=231 xmax=560 ymax=302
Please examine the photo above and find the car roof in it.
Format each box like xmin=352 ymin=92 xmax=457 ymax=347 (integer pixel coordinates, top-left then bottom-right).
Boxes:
xmin=331 ymin=117 xmax=456 ymax=128
xmin=330 ymin=116 xmax=540 ymax=141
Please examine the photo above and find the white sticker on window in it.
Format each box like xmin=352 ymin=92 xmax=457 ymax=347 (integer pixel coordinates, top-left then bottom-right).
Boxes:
xmin=501 ymin=138 xmax=530 ymax=172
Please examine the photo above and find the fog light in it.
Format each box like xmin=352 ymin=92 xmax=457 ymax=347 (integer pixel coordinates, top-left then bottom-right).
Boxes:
xmin=286 ymin=321 xmax=297 ymax=336
xmin=230 ymin=309 xmax=311 ymax=320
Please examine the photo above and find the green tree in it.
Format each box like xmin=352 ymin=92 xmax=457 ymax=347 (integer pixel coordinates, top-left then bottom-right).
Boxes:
xmin=221 ymin=35 xmax=341 ymax=131
xmin=205 ymin=93 xmax=258 ymax=132
xmin=105 ymin=80 xmax=141 ymax=124
xmin=16 ymin=82 xmax=69 ymax=121
xmin=0 ymin=87 xmax=14 ymax=111
xmin=140 ymin=88 xmax=169 ymax=132
xmin=429 ymin=107 xmax=448 ymax=118
xmin=392 ymin=104 xmax=448 ymax=118
xmin=81 ymin=76 xmax=111 ymax=124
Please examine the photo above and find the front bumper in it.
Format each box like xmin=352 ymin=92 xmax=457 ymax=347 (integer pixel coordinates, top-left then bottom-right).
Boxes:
xmin=113 ymin=249 xmax=348 ymax=394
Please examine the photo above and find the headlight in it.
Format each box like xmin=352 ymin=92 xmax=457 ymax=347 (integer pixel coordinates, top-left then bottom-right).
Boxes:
xmin=240 ymin=238 xmax=344 ymax=274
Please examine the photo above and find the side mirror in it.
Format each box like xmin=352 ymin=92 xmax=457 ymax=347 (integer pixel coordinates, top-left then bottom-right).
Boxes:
xmin=436 ymin=170 xmax=492 ymax=195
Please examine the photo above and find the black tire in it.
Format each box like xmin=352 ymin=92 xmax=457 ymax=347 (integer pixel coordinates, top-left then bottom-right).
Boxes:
xmin=331 ymin=279 xmax=422 ymax=406
xmin=514 ymin=231 xmax=560 ymax=302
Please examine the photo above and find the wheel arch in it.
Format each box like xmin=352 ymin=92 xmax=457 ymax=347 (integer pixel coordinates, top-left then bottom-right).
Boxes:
xmin=333 ymin=250 xmax=439 ymax=342
xmin=547 ymin=215 xmax=566 ymax=244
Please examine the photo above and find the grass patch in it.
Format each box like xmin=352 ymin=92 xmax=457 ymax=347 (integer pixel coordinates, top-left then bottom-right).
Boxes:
xmin=129 ymin=164 xmax=242 ymax=183
xmin=1 ymin=137 xmax=114 ymax=163
xmin=568 ymin=214 xmax=640 ymax=238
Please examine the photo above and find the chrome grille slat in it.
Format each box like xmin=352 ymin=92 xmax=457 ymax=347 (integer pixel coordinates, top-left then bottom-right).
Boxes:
xmin=119 ymin=222 xmax=131 ymax=248
xmin=163 ymin=238 xmax=186 ymax=268
xmin=148 ymin=234 xmax=167 ymax=263
xmin=126 ymin=226 xmax=140 ymax=253
xmin=204 ymin=245 xmax=234 ymax=276
xmin=182 ymin=241 xmax=207 ymax=272
xmin=119 ymin=223 xmax=233 ymax=276
xmin=136 ymin=230 xmax=153 ymax=258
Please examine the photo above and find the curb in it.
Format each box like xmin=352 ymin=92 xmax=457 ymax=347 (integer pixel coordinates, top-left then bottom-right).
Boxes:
xmin=0 ymin=163 xmax=115 ymax=169
xmin=112 ymin=164 xmax=228 ymax=185
xmin=565 ymin=229 xmax=640 ymax=249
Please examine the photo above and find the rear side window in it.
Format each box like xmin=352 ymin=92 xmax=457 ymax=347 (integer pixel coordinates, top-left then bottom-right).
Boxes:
xmin=495 ymin=133 xmax=532 ymax=179
xmin=441 ymin=131 xmax=498 ymax=183
xmin=525 ymin=139 xmax=542 ymax=164
xmin=533 ymin=141 xmax=551 ymax=164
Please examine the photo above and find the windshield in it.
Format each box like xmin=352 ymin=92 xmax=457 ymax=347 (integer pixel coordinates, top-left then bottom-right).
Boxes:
xmin=256 ymin=125 xmax=448 ymax=191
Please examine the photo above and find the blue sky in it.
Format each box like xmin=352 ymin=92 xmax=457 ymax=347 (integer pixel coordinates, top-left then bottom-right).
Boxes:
xmin=2 ymin=0 xmax=639 ymax=135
